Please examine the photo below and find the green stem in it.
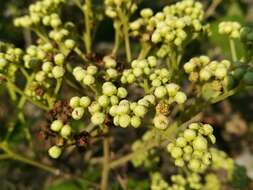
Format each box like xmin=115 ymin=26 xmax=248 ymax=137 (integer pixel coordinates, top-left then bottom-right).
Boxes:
xmin=101 ymin=127 xmax=110 ymax=190
xmin=112 ymin=23 xmax=121 ymax=55
xmin=83 ymin=0 xmax=92 ymax=53
xmin=0 ymin=143 xmax=60 ymax=175
xmin=138 ymin=43 xmax=152 ymax=59
xmin=119 ymin=12 xmax=132 ymax=62
xmin=7 ymin=81 xmax=50 ymax=111
xmin=229 ymin=39 xmax=237 ymax=62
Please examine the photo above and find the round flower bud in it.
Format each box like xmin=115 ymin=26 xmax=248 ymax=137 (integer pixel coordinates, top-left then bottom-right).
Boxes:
xmin=188 ymin=159 xmax=201 ymax=172
xmin=102 ymin=82 xmax=117 ymax=96
xmin=0 ymin=58 xmax=7 ymax=69
xmin=69 ymin=96 xmax=80 ymax=108
xmin=50 ymin=18 xmax=62 ymax=28
xmin=72 ymin=107 xmax=85 ymax=120
xmin=183 ymin=145 xmax=193 ymax=154
xmin=138 ymin=99 xmax=149 ymax=107
xmin=199 ymin=69 xmax=211 ymax=81
xmin=60 ymin=124 xmax=72 ymax=138
xmin=133 ymin=105 xmax=147 ymax=117
xmin=183 ymin=129 xmax=196 ymax=141
xmin=51 ymin=120 xmax=63 ymax=132
xmin=54 ymin=53 xmax=65 ymax=65
xmin=203 ymin=124 xmax=213 ymax=135
xmin=153 ymin=114 xmax=169 ymax=130
xmin=98 ymin=95 xmax=110 ymax=107
xmin=80 ymin=96 xmax=91 ymax=107
xmin=174 ymin=91 xmax=187 ymax=104
xmin=147 ymin=56 xmax=157 ymax=67
xmin=151 ymin=79 xmax=162 ymax=87
xmin=215 ymin=66 xmax=227 ymax=79
xmin=109 ymin=105 xmax=118 ymax=116
xmin=113 ymin=115 xmax=120 ymax=126
xmin=42 ymin=61 xmax=53 ymax=73
xmin=64 ymin=39 xmax=76 ymax=49
xmin=171 ymin=147 xmax=183 ymax=158
xmin=35 ymin=71 xmax=46 ymax=82
xmin=133 ymin=67 xmax=143 ymax=77
xmin=88 ymin=102 xmax=101 ymax=113
xmin=91 ymin=112 xmax=105 ymax=125
xmin=176 ymin=137 xmax=187 ymax=147
xmin=110 ymin=95 xmax=119 ymax=105
xmin=140 ymin=8 xmax=153 ymax=18
xmin=175 ymin=159 xmax=185 ymax=167
xmin=131 ymin=116 xmax=141 ymax=128
xmin=126 ymin=73 xmax=136 ymax=83
xmin=193 ymin=136 xmax=208 ymax=151
xmin=103 ymin=56 xmax=117 ymax=68
xmin=119 ymin=114 xmax=131 ymax=128
xmin=144 ymin=95 xmax=156 ymax=105
xmin=87 ymin=65 xmax=98 ymax=75
xmin=106 ymin=68 xmax=118 ymax=78
xmin=117 ymin=87 xmax=128 ymax=98
xmin=52 ymin=66 xmax=65 ymax=78
xmin=48 ymin=145 xmax=62 ymax=159
xmin=83 ymin=74 xmax=95 ymax=85
xmin=189 ymin=123 xmax=200 ymax=130
xmin=154 ymin=86 xmax=167 ymax=98
xmin=166 ymin=83 xmax=180 ymax=97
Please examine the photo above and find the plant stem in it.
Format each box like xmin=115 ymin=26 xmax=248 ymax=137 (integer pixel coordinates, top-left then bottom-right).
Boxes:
xmin=229 ymin=39 xmax=237 ymax=62
xmin=101 ymin=127 xmax=110 ymax=190
xmin=112 ymin=23 xmax=121 ymax=55
xmin=0 ymin=143 xmax=60 ymax=175
xmin=7 ymin=81 xmax=50 ymax=111
xmin=83 ymin=0 xmax=92 ymax=53
xmin=138 ymin=43 xmax=152 ymax=59
xmin=119 ymin=12 xmax=132 ymax=62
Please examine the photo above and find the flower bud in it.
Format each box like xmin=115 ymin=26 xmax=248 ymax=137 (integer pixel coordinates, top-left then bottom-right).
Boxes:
xmin=91 ymin=112 xmax=105 ymax=125
xmin=51 ymin=120 xmax=63 ymax=132
xmin=48 ymin=145 xmax=62 ymax=159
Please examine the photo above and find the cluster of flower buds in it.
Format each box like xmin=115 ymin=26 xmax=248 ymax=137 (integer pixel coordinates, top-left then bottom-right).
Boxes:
xmin=219 ymin=21 xmax=242 ymax=38
xmin=104 ymin=0 xmax=137 ymax=19
xmin=69 ymin=96 xmax=91 ymax=120
xmin=184 ymin=56 xmax=231 ymax=82
xmin=184 ymin=56 xmax=234 ymax=99
xmin=110 ymin=94 xmax=156 ymax=128
xmin=14 ymin=0 xmax=65 ymax=28
xmin=210 ymin=148 xmax=235 ymax=179
xmin=121 ymin=56 xmax=157 ymax=84
xmin=130 ymin=0 xmax=206 ymax=57
xmin=131 ymin=131 xmax=159 ymax=168
xmin=102 ymin=56 xmax=118 ymax=80
xmin=151 ymin=172 xmax=203 ymax=190
xmin=153 ymin=83 xmax=187 ymax=104
xmin=73 ymin=65 xmax=98 ymax=86
xmin=167 ymin=123 xmax=216 ymax=173
xmin=129 ymin=8 xmax=155 ymax=42
xmin=48 ymin=119 xmax=72 ymax=159
xmin=0 ymin=42 xmax=23 ymax=76
xmin=151 ymin=172 xmax=170 ymax=190
xmin=203 ymin=174 xmax=221 ymax=190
